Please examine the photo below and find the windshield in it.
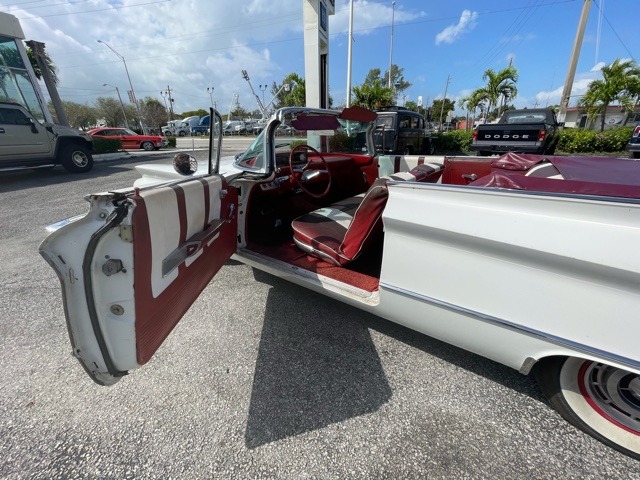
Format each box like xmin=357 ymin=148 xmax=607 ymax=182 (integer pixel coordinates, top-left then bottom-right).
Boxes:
xmin=235 ymin=110 xmax=373 ymax=171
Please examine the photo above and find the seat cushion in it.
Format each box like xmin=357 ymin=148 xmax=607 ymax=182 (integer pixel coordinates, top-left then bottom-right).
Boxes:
xmin=292 ymin=180 xmax=388 ymax=266
xmin=291 ymin=196 xmax=362 ymax=266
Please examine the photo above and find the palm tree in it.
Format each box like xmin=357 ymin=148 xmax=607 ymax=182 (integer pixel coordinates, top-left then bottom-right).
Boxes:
xmin=26 ymin=46 xmax=58 ymax=84
xmin=579 ymin=58 xmax=640 ymax=131
xmin=459 ymin=91 xmax=486 ymax=128
xmin=472 ymin=66 xmax=518 ymax=122
xmin=352 ymin=79 xmax=393 ymax=110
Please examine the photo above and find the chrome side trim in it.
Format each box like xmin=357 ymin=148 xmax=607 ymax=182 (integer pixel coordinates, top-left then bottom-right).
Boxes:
xmin=379 ymin=282 xmax=640 ymax=372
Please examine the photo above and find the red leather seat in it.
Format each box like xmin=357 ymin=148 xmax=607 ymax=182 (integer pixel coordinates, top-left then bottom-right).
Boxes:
xmin=291 ymin=163 xmax=443 ymax=266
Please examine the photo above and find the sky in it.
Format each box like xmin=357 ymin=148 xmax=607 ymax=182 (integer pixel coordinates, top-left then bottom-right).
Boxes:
xmin=3 ymin=0 xmax=638 ymax=116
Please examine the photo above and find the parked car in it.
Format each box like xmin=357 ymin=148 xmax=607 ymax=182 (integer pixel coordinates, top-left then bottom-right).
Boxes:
xmin=87 ymin=127 xmax=168 ymax=151
xmin=373 ymin=106 xmax=434 ymax=155
xmin=626 ymin=122 xmax=640 ymax=158
xmin=0 ymin=101 xmax=93 ymax=173
xmin=470 ymin=108 xmax=559 ymax=156
xmin=40 ymin=106 xmax=640 ymax=460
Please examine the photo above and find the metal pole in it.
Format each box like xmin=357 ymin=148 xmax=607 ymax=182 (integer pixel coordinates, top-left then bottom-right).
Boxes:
xmin=207 ymin=87 xmax=215 ymax=108
xmin=439 ymin=75 xmax=450 ymax=130
xmin=103 ymin=83 xmax=129 ymax=129
xmin=557 ymin=0 xmax=592 ymax=124
xmin=388 ymin=1 xmax=396 ymax=88
xmin=97 ymin=40 xmax=145 ymax=133
xmin=346 ymin=0 xmax=354 ymax=107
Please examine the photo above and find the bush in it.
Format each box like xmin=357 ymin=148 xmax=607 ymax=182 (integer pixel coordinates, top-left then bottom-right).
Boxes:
xmin=434 ymin=130 xmax=474 ymax=152
xmin=92 ymin=138 xmax=121 ymax=154
xmin=165 ymin=136 xmax=177 ymax=148
xmin=557 ymin=127 xmax=632 ymax=154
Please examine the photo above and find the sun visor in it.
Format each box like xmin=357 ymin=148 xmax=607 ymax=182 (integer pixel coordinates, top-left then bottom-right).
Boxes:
xmin=339 ymin=105 xmax=377 ymax=122
xmin=291 ymin=115 xmax=340 ymax=131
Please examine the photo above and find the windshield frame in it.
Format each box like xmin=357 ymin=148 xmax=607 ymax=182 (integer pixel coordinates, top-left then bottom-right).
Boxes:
xmin=233 ymin=107 xmax=376 ymax=175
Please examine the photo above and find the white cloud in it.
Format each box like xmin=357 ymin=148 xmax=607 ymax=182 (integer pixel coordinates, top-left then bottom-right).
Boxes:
xmin=591 ymin=61 xmax=606 ymax=72
xmin=5 ymin=0 xmax=301 ymax=111
xmin=331 ymin=1 xmax=426 ymax=36
xmin=435 ymin=10 xmax=478 ymax=46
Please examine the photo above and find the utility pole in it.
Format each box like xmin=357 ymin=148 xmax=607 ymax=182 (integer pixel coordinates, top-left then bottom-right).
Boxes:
xmin=162 ymin=85 xmax=174 ymax=120
xmin=26 ymin=40 xmax=69 ymax=126
xmin=439 ymin=74 xmax=451 ymax=130
xmin=557 ymin=0 xmax=592 ymax=125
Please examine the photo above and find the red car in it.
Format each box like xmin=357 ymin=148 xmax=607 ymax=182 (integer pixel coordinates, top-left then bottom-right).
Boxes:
xmin=87 ymin=127 xmax=168 ymax=151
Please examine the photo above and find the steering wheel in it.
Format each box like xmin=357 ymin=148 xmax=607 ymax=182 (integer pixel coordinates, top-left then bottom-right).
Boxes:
xmin=288 ymin=144 xmax=332 ymax=199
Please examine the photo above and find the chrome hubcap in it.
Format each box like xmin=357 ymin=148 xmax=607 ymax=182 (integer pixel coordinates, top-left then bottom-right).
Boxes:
xmin=580 ymin=362 xmax=640 ymax=433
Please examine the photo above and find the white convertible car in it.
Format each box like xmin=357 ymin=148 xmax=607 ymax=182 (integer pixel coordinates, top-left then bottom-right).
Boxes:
xmin=40 ymin=107 xmax=639 ymax=459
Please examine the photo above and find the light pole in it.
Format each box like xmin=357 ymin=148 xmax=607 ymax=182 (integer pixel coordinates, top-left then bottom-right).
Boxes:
xmin=97 ymin=40 xmax=145 ymax=133
xmin=259 ymin=85 xmax=268 ymax=106
xmin=207 ymin=86 xmax=215 ymax=108
xmin=103 ymin=83 xmax=129 ymax=129
xmin=160 ymin=90 xmax=169 ymax=118
xmin=388 ymin=1 xmax=396 ymax=89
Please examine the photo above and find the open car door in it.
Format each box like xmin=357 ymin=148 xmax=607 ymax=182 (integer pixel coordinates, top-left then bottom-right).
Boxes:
xmin=39 ymin=111 xmax=237 ymax=386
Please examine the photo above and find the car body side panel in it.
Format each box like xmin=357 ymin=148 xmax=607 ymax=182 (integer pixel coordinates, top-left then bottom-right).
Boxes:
xmin=378 ymin=183 xmax=640 ymax=374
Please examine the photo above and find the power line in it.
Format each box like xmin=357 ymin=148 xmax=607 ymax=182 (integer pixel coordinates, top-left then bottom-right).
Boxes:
xmin=593 ymin=0 xmax=635 ymax=60
xmin=15 ymin=0 xmax=171 ymax=20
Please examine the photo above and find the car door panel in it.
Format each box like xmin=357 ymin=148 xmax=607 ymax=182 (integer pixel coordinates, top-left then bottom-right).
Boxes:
xmin=132 ymin=177 xmax=236 ymax=364
xmin=40 ymin=174 xmax=237 ymax=385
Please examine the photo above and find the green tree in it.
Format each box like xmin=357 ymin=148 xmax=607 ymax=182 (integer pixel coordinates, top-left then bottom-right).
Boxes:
xmin=579 ymin=58 xmax=640 ymax=131
xmin=140 ymin=97 xmax=168 ymax=130
xmin=471 ymin=66 xmax=518 ymax=122
xmin=364 ymin=65 xmax=411 ymax=93
xmin=95 ymin=96 xmax=125 ymax=127
xmin=180 ymin=109 xmax=208 ymax=118
xmin=432 ymin=98 xmax=456 ymax=123
xmin=54 ymin=101 xmax=97 ymax=129
xmin=270 ymin=73 xmax=306 ymax=108
xmin=404 ymin=100 xmax=418 ymax=112
xmin=352 ymin=79 xmax=393 ymax=109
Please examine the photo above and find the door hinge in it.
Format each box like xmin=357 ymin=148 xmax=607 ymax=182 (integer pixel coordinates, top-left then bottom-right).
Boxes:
xmin=119 ymin=225 xmax=133 ymax=243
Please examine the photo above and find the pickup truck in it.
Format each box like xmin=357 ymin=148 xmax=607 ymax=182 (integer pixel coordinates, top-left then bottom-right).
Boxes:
xmin=161 ymin=120 xmax=189 ymax=137
xmin=470 ymin=108 xmax=559 ymax=156
xmin=0 ymin=102 xmax=94 ymax=173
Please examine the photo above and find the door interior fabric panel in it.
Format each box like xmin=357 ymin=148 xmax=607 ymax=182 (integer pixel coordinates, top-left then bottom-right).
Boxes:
xmin=131 ymin=176 xmax=237 ymax=365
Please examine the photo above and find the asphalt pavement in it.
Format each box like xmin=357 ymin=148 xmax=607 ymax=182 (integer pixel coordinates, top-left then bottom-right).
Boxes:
xmin=1 ymin=153 xmax=638 ymax=479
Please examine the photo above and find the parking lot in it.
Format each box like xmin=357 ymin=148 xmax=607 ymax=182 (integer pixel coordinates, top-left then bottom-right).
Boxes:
xmin=1 ymin=153 xmax=639 ymax=479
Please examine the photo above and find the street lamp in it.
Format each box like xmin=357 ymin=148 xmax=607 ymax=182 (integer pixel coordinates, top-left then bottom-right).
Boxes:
xmin=97 ymin=39 xmax=145 ymax=133
xmin=388 ymin=1 xmax=396 ymax=89
xmin=259 ymin=84 xmax=268 ymax=106
xmin=207 ymin=86 xmax=215 ymax=108
xmin=103 ymin=83 xmax=129 ymax=129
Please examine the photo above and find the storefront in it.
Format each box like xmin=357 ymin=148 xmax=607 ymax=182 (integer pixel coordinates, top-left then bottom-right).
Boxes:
xmin=0 ymin=12 xmax=48 ymax=122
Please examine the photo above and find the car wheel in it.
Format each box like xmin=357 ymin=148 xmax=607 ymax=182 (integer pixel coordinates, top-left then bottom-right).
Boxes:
xmin=426 ymin=139 xmax=436 ymax=155
xmin=59 ymin=144 xmax=93 ymax=173
xmin=631 ymin=151 xmax=640 ymax=159
xmin=141 ymin=141 xmax=154 ymax=151
xmin=535 ymin=357 xmax=640 ymax=460
xmin=179 ymin=131 xmax=186 ymax=137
